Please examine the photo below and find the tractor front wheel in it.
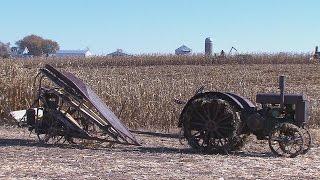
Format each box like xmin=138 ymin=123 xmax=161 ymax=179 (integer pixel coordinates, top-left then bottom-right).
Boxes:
xmin=268 ymin=123 xmax=304 ymax=158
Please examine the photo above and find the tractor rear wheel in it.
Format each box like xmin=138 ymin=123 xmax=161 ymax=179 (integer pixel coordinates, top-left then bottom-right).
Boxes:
xmin=181 ymin=94 xmax=245 ymax=153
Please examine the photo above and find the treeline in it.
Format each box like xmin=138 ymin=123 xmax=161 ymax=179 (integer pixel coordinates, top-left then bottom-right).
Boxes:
xmin=0 ymin=35 xmax=59 ymax=58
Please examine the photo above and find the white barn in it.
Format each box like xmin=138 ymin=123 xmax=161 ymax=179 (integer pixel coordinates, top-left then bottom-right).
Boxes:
xmin=55 ymin=49 xmax=92 ymax=58
xmin=175 ymin=45 xmax=192 ymax=55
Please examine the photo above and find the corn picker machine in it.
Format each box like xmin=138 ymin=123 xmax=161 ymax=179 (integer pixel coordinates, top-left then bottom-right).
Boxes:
xmin=176 ymin=76 xmax=312 ymax=157
xmin=11 ymin=65 xmax=139 ymax=146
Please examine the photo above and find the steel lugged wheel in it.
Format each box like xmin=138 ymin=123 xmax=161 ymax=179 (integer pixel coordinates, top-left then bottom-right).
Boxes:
xmin=182 ymin=95 xmax=242 ymax=153
xmin=300 ymin=127 xmax=312 ymax=154
xmin=268 ymin=123 xmax=304 ymax=158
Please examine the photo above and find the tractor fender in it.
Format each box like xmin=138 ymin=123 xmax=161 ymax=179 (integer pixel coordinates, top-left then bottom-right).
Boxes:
xmin=226 ymin=93 xmax=256 ymax=113
xmin=178 ymin=91 xmax=251 ymax=127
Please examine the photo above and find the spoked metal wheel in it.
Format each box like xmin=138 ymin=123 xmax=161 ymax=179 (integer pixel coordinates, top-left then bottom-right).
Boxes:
xmin=36 ymin=124 xmax=72 ymax=145
xmin=268 ymin=123 xmax=304 ymax=158
xmin=300 ymin=127 xmax=312 ymax=154
xmin=37 ymin=133 xmax=53 ymax=144
xmin=36 ymin=125 xmax=66 ymax=144
xmin=182 ymin=95 xmax=242 ymax=153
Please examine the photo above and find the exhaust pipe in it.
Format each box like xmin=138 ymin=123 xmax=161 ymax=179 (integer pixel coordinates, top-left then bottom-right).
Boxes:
xmin=279 ymin=75 xmax=285 ymax=108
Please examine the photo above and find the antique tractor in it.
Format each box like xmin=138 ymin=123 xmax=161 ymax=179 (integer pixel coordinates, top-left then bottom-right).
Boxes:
xmin=177 ymin=76 xmax=312 ymax=157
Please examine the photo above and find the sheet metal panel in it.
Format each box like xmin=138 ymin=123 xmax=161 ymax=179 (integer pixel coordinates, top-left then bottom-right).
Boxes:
xmin=256 ymin=93 xmax=305 ymax=104
xmin=226 ymin=93 xmax=256 ymax=113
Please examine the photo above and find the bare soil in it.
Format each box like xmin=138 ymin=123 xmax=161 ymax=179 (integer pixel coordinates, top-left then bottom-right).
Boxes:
xmin=0 ymin=126 xmax=319 ymax=179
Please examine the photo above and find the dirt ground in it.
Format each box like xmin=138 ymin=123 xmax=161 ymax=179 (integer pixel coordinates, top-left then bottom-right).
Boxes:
xmin=0 ymin=126 xmax=319 ymax=179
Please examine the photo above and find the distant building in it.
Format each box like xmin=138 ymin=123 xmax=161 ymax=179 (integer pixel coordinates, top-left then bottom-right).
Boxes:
xmin=10 ymin=47 xmax=31 ymax=58
xmin=312 ymin=46 xmax=320 ymax=60
xmin=107 ymin=49 xmax=129 ymax=57
xmin=55 ymin=49 xmax=92 ymax=58
xmin=205 ymin=37 xmax=213 ymax=56
xmin=175 ymin=45 xmax=192 ymax=55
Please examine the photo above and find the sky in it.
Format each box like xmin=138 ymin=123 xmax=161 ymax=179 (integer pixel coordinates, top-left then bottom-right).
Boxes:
xmin=1 ymin=0 xmax=319 ymax=55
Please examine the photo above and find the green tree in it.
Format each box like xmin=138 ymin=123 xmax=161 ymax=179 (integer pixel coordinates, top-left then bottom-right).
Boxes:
xmin=16 ymin=35 xmax=59 ymax=56
xmin=42 ymin=39 xmax=59 ymax=56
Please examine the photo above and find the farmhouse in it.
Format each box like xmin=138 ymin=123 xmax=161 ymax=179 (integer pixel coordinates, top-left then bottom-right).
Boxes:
xmin=55 ymin=49 xmax=92 ymax=58
xmin=175 ymin=45 xmax=192 ymax=55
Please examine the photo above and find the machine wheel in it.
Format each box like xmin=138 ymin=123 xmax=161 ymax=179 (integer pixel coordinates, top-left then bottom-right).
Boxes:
xmin=36 ymin=125 xmax=66 ymax=145
xmin=37 ymin=133 xmax=66 ymax=144
xmin=37 ymin=133 xmax=53 ymax=143
xmin=182 ymin=95 xmax=243 ymax=153
xmin=35 ymin=115 xmax=68 ymax=145
xmin=268 ymin=123 xmax=304 ymax=158
xmin=300 ymin=127 xmax=312 ymax=154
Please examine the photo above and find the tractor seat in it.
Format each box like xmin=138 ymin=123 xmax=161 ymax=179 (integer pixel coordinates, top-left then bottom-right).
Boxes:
xmin=256 ymin=93 xmax=305 ymax=104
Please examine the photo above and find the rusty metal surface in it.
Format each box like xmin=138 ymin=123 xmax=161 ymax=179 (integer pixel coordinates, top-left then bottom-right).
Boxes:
xmin=256 ymin=93 xmax=305 ymax=104
xmin=52 ymin=110 xmax=90 ymax=137
xmin=44 ymin=64 xmax=139 ymax=145
xmin=226 ymin=93 xmax=256 ymax=112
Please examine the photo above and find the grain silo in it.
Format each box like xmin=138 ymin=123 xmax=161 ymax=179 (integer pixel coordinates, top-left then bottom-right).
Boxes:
xmin=205 ymin=37 xmax=213 ymax=56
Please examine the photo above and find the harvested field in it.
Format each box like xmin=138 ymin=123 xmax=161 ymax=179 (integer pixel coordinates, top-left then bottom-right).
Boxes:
xmin=1 ymin=55 xmax=320 ymax=179
xmin=0 ymin=126 xmax=319 ymax=179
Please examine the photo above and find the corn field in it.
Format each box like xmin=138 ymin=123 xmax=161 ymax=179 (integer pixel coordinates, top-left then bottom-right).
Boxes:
xmin=0 ymin=54 xmax=319 ymax=130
